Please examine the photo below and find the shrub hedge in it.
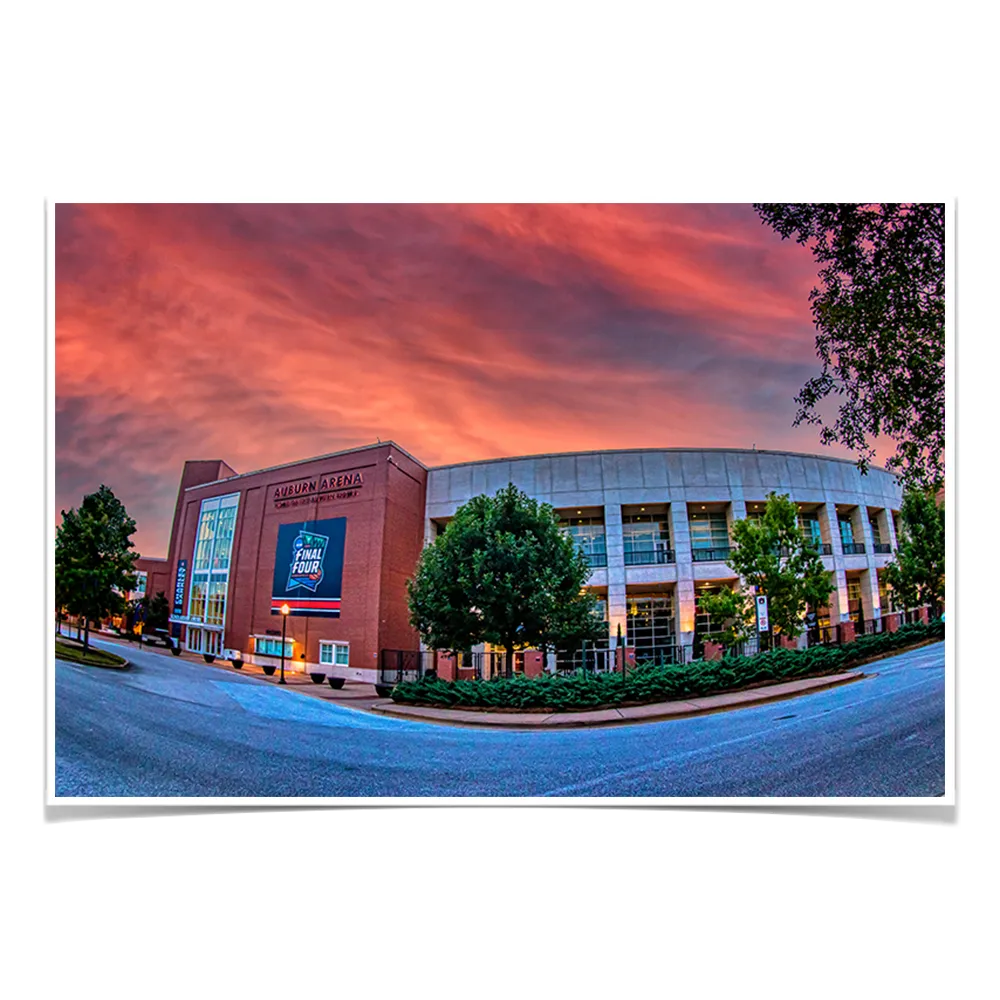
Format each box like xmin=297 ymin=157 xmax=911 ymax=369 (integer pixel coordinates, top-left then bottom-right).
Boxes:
xmin=390 ymin=620 xmax=944 ymax=712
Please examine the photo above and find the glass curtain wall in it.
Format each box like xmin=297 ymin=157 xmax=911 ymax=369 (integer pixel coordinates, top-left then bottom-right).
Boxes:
xmin=560 ymin=513 xmax=607 ymax=567
xmin=689 ymin=510 xmax=730 ymax=561
xmin=622 ymin=508 xmax=672 ymax=565
xmin=186 ymin=493 xmax=239 ymax=650
xmin=626 ymin=593 xmax=678 ymax=664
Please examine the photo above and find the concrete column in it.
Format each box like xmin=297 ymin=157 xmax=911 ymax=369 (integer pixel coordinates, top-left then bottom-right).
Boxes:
xmin=873 ymin=508 xmax=891 ymax=551
xmin=727 ymin=498 xmax=748 ymax=533
xmin=884 ymin=507 xmax=900 ymax=552
xmin=859 ymin=571 xmax=879 ymax=625
xmin=670 ymin=502 xmax=695 ymax=656
xmin=821 ymin=502 xmax=849 ymax=622
xmin=604 ymin=502 xmax=627 ymax=647
xmin=857 ymin=507 xmax=881 ymax=623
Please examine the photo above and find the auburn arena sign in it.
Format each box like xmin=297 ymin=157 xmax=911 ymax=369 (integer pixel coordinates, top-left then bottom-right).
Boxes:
xmin=272 ymin=471 xmax=365 ymax=509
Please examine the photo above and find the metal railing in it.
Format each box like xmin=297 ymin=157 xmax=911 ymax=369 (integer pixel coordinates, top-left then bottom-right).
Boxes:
xmin=624 ymin=547 xmax=675 ymax=566
xmin=464 ymin=650 xmax=512 ymax=680
xmin=379 ymin=649 xmax=437 ymax=686
xmin=842 ymin=542 xmax=866 ymax=555
xmin=585 ymin=552 xmax=608 ymax=568
xmin=819 ymin=543 xmax=833 ymax=555
xmin=556 ymin=645 xmax=614 ymax=673
xmin=691 ymin=546 xmax=731 ymax=562
xmin=725 ymin=636 xmax=761 ymax=658
xmin=631 ymin=644 xmax=684 ymax=667
xmin=806 ymin=623 xmax=842 ymax=646
xmin=873 ymin=542 xmax=891 ymax=554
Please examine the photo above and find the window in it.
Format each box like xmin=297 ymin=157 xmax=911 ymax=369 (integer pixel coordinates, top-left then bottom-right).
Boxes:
xmin=869 ymin=516 xmax=883 ymax=546
xmin=319 ymin=641 xmax=350 ymax=667
xmin=798 ymin=513 xmax=823 ymax=549
xmin=838 ymin=517 xmax=855 ymax=547
xmin=559 ymin=513 xmax=607 ymax=567
xmin=847 ymin=578 xmax=862 ymax=603
xmin=206 ymin=581 xmax=227 ymax=626
xmin=134 ymin=571 xmax=148 ymax=597
xmin=187 ymin=494 xmax=239 ymax=626
xmin=254 ymin=636 xmax=294 ymax=658
xmin=623 ymin=510 xmax=673 ymax=565
xmin=694 ymin=585 xmax=727 ymax=639
xmin=626 ymin=594 xmax=676 ymax=656
xmin=689 ymin=510 xmax=729 ymax=560
xmin=186 ymin=627 xmax=203 ymax=653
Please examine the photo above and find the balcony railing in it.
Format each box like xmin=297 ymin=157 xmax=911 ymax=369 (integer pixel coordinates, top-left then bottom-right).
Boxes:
xmin=624 ymin=547 xmax=676 ymax=566
xmin=691 ymin=546 xmax=731 ymax=562
xmin=819 ymin=543 xmax=833 ymax=555
xmin=584 ymin=552 xmax=608 ymax=568
xmin=873 ymin=542 xmax=891 ymax=554
xmin=842 ymin=542 xmax=866 ymax=555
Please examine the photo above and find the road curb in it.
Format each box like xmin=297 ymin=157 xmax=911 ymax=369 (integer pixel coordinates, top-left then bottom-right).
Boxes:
xmin=370 ymin=670 xmax=869 ymax=730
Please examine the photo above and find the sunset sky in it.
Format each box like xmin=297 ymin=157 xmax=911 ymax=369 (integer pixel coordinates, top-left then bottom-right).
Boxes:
xmin=55 ymin=203 xmax=875 ymax=557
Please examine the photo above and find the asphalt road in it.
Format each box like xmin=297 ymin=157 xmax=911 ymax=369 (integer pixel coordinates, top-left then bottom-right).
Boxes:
xmin=54 ymin=639 xmax=946 ymax=798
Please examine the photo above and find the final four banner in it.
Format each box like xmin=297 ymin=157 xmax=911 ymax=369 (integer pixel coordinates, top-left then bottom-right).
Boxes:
xmin=271 ymin=517 xmax=346 ymax=617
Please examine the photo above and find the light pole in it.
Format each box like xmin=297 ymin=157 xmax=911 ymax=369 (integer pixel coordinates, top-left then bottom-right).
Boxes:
xmin=279 ymin=603 xmax=290 ymax=684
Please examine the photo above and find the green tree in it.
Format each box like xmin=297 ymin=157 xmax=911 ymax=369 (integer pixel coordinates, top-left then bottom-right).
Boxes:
xmin=713 ymin=491 xmax=833 ymax=640
xmin=130 ymin=590 xmax=170 ymax=636
xmin=754 ymin=203 xmax=944 ymax=491
xmin=407 ymin=484 xmax=606 ymax=674
xmin=55 ymin=485 xmax=139 ymax=651
xmin=697 ymin=586 xmax=755 ymax=651
xmin=884 ymin=489 xmax=945 ymax=614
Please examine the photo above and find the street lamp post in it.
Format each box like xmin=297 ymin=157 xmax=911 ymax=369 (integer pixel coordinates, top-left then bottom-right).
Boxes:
xmin=279 ymin=603 xmax=290 ymax=684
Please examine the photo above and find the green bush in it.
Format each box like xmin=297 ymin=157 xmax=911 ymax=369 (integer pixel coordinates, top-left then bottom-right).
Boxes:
xmin=391 ymin=619 xmax=944 ymax=712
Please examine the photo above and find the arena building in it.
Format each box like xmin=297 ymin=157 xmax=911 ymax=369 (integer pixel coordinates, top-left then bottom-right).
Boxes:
xmin=153 ymin=442 xmax=905 ymax=685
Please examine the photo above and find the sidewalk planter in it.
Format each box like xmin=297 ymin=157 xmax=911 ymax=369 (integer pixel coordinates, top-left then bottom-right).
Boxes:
xmin=171 ymin=645 xmax=182 ymax=656
xmin=203 ymin=653 xmax=215 ymax=663
xmin=309 ymin=673 xmax=326 ymax=684
xmin=262 ymin=664 xmax=277 ymax=676
xmin=327 ymin=677 xmax=345 ymax=689
xmin=230 ymin=659 xmax=243 ymax=669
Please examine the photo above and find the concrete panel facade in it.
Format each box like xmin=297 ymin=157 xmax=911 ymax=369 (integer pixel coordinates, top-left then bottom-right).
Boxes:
xmin=426 ymin=448 xmax=903 ymax=659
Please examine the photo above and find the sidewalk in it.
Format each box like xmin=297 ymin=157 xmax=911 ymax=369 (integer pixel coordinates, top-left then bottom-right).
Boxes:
xmin=369 ymin=671 xmax=867 ymax=729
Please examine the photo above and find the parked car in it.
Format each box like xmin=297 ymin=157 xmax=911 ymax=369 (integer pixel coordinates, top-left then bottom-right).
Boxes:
xmin=141 ymin=628 xmax=177 ymax=652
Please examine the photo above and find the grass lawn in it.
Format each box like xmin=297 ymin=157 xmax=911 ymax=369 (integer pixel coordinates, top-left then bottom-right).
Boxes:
xmin=55 ymin=639 xmax=129 ymax=670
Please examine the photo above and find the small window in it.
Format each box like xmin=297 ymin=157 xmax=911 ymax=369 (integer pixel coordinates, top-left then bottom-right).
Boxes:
xmin=319 ymin=641 xmax=349 ymax=666
xmin=254 ymin=636 xmax=293 ymax=658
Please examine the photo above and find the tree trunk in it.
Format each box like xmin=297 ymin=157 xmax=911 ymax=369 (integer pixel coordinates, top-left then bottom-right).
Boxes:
xmin=506 ymin=644 xmax=515 ymax=679
xmin=83 ymin=616 xmax=90 ymax=652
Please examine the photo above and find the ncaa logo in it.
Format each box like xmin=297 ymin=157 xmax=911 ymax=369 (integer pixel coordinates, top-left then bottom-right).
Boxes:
xmin=287 ymin=529 xmax=329 ymax=592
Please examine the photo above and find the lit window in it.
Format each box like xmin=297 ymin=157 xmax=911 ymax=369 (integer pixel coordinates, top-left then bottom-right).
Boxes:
xmin=254 ymin=636 xmax=293 ymax=658
xmin=187 ymin=494 xmax=239 ymax=626
xmin=558 ymin=512 xmax=606 ymax=566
